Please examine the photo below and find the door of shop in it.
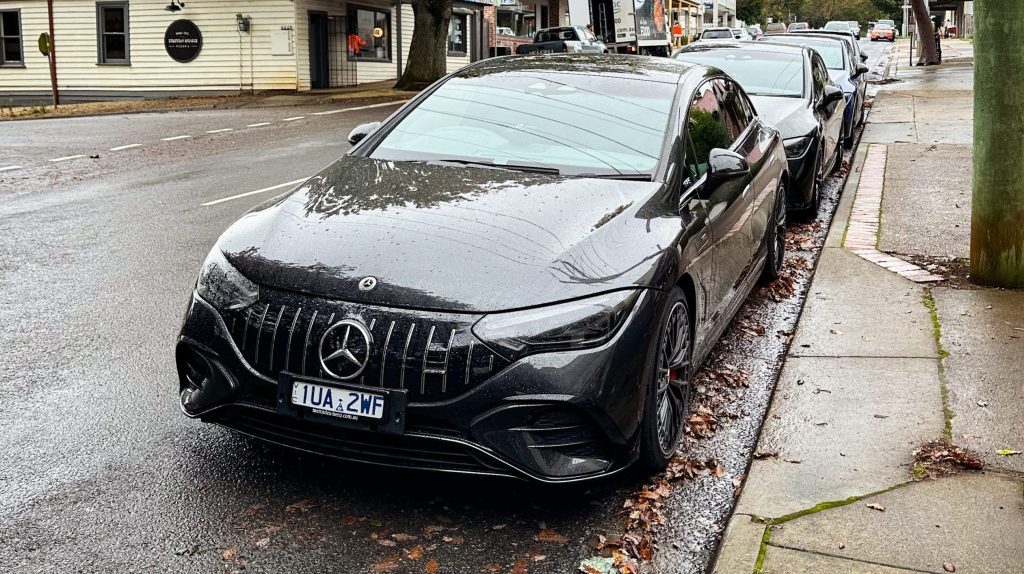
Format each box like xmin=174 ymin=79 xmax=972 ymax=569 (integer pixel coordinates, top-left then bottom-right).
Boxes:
xmin=309 ymin=12 xmax=330 ymax=89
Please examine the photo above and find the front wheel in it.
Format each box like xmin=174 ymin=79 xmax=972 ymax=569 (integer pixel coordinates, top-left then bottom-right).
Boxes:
xmin=760 ymin=183 xmax=787 ymax=283
xmin=638 ymin=288 xmax=693 ymax=471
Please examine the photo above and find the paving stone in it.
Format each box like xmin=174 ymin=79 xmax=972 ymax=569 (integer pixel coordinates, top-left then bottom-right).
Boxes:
xmin=771 ymin=473 xmax=1024 ymax=573
xmin=762 ymin=545 xmax=921 ymax=573
xmin=711 ymin=514 xmax=765 ymax=574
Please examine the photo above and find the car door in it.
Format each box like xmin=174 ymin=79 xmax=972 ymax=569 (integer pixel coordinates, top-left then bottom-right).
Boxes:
xmin=811 ymin=53 xmax=843 ymax=164
xmin=684 ymin=79 xmax=753 ymax=324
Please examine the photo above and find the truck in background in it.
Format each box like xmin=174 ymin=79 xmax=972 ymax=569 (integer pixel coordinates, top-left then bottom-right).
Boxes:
xmin=568 ymin=0 xmax=672 ymax=56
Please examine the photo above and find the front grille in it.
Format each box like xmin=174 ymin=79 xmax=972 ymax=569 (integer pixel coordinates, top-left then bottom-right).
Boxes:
xmin=226 ymin=410 xmax=508 ymax=475
xmin=223 ymin=290 xmax=507 ymax=403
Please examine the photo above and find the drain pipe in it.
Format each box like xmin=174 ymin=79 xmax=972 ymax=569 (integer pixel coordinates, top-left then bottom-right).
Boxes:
xmin=395 ymin=0 xmax=403 ymax=80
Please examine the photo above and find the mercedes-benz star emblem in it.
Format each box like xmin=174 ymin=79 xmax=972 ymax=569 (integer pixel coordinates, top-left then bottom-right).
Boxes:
xmin=358 ymin=276 xmax=377 ymax=291
xmin=318 ymin=319 xmax=372 ymax=380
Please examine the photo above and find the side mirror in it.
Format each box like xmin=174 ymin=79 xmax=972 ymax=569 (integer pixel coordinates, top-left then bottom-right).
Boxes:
xmin=707 ymin=148 xmax=749 ymax=181
xmin=854 ymin=63 xmax=869 ymax=77
xmin=821 ymin=85 xmax=845 ymax=107
xmin=347 ymin=121 xmax=381 ymax=145
xmin=860 ymin=52 xmax=868 ymax=62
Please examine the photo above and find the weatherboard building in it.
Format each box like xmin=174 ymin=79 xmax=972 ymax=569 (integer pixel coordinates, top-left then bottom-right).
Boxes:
xmin=0 ymin=0 xmax=518 ymax=103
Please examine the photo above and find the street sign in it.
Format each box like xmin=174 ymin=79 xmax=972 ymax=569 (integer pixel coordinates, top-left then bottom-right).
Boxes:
xmin=164 ymin=19 xmax=203 ymax=63
xmin=38 ymin=32 xmax=50 ymax=56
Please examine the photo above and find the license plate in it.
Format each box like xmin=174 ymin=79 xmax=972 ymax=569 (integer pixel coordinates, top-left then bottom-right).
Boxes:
xmin=290 ymin=381 xmax=385 ymax=420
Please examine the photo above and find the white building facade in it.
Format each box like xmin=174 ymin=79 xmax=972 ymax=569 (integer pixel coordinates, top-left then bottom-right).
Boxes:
xmin=0 ymin=0 xmax=489 ymax=102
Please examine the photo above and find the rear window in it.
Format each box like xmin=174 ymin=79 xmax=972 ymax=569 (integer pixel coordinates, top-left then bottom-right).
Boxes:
xmin=790 ymin=23 xmax=808 ymax=30
xmin=768 ymin=37 xmax=846 ymax=69
xmin=824 ymin=22 xmax=848 ymax=31
xmin=702 ymin=29 xmax=733 ymax=39
xmin=536 ymin=28 xmax=576 ymax=42
xmin=370 ymin=72 xmax=676 ymax=176
xmin=675 ymin=50 xmax=804 ymax=97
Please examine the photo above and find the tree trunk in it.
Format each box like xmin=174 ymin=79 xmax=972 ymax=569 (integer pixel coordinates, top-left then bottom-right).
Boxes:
xmin=971 ymin=0 xmax=1024 ymax=287
xmin=395 ymin=0 xmax=452 ymax=91
xmin=910 ymin=0 xmax=938 ymax=65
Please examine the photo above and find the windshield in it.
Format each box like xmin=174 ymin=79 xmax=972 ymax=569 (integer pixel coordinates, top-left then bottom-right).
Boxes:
xmin=770 ymin=37 xmax=846 ymax=69
xmin=876 ymin=24 xmax=893 ymax=30
xmin=702 ymin=29 xmax=733 ymax=39
xmin=675 ymin=50 xmax=804 ymax=97
xmin=790 ymin=23 xmax=808 ymax=30
xmin=369 ymin=73 xmax=676 ymax=176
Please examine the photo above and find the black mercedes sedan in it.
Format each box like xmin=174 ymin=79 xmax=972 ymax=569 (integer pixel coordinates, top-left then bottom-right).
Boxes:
xmin=674 ymin=42 xmax=845 ymax=216
xmin=176 ymin=55 xmax=789 ymax=483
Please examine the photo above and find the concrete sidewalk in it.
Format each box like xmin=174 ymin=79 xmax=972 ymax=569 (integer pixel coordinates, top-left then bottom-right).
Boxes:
xmin=714 ymin=39 xmax=1024 ymax=574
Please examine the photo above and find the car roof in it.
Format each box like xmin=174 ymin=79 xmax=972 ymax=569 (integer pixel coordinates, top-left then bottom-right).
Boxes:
xmin=460 ymin=54 xmax=700 ymax=84
xmin=678 ymin=40 xmax=808 ymax=57
xmin=703 ymin=27 xmax=732 ymax=31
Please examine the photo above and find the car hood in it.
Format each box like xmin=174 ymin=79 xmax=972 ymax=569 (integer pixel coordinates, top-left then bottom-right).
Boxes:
xmin=217 ymin=156 xmax=669 ymax=313
xmin=748 ymin=96 xmax=815 ymax=139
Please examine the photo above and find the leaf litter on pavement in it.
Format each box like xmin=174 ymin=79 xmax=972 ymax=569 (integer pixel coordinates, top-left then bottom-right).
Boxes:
xmin=912 ymin=438 xmax=984 ymax=479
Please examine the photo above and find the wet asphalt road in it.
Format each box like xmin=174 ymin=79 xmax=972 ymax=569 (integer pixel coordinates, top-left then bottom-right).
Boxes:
xmin=0 ymin=41 xmax=891 ymax=574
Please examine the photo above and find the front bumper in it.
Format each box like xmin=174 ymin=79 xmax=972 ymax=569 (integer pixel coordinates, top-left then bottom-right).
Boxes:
xmin=784 ymin=138 xmax=820 ymax=209
xmin=176 ymin=288 xmax=662 ymax=483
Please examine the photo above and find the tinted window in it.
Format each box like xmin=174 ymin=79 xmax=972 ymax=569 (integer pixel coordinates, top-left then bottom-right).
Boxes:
xmin=686 ymin=81 xmax=730 ymax=176
xmin=537 ymin=27 xmax=576 ymax=42
xmin=371 ymin=73 xmax=676 ymax=176
xmin=716 ymin=79 xmax=749 ymax=142
xmin=674 ymin=49 xmax=804 ymax=97
xmin=702 ymin=29 xmax=733 ymax=39
xmin=811 ymin=54 xmax=828 ymax=99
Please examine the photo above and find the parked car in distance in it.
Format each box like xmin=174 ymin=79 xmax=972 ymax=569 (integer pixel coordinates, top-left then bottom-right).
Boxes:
xmin=176 ymin=54 xmax=790 ymax=483
xmin=846 ymin=21 xmax=862 ymax=39
xmin=871 ymin=23 xmax=895 ymax=42
xmin=497 ymin=26 xmax=517 ymax=36
xmin=731 ymin=27 xmax=753 ymax=40
xmin=790 ymin=28 xmax=869 ymax=64
xmin=877 ymin=18 xmax=898 ymax=35
xmin=789 ymin=22 xmax=809 ymax=31
xmin=698 ymin=27 xmax=736 ymax=41
xmin=761 ymin=33 xmax=868 ymax=147
xmin=515 ymin=26 xmax=607 ymax=54
xmin=746 ymin=25 xmax=763 ymax=39
xmin=824 ymin=20 xmax=850 ymax=34
xmin=674 ymin=42 xmax=844 ymax=216
xmin=764 ymin=22 xmax=788 ymax=34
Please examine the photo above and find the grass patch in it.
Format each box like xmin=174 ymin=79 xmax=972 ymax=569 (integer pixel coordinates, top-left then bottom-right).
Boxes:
xmin=922 ymin=290 xmax=954 ymax=438
xmin=753 ymin=524 xmax=772 ymax=574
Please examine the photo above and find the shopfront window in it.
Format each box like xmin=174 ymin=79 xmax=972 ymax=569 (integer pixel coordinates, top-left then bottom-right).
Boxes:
xmin=97 ymin=2 xmax=129 ymax=65
xmin=448 ymin=14 xmax=467 ymax=55
xmin=347 ymin=5 xmax=391 ymax=61
xmin=0 ymin=10 xmax=23 ymax=66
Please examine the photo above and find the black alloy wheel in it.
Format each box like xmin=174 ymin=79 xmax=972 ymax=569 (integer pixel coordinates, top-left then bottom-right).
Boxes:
xmin=797 ymin=145 xmax=824 ymax=221
xmin=760 ymin=183 xmax=787 ymax=283
xmin=638 ymin=288 xmax=693 ymax=470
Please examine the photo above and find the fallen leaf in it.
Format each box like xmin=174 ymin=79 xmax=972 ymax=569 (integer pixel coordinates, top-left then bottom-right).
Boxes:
xmin=442 ymin=535 xmax=465 ymax=544
xmin=425 ymin=559 xmax=440 ymax=574
xmin=392 ymin=533 xmax=417 ymax=542
xmin=996 ymin=449 xmax=1022 ymax=456
xmin=977 ymin=400 xmax=989 ymax=407
xmin=378 ymin=539 xmax=397 ymax=547
xmin=866 ymin=503 xmax=886 ymax=512
xmin=535 ymin=528 xmax=569 ymax=543
xmin=753 ymin=451 xmax=778 ymax=459
xmin=943 ymin=562 xmax=956 ymax=572
xmin=285 ymin=498 xmax=316 ymax=513
xmin=510 ymin=557 xmax=528 ymax=574
xmin=343 ymin=515 xmax=358 ymax=525
xmin=221 ymin=547 xmax=237 ymax=561
xmin=578 ymin=556 xmax=616 ymax=574
xmin=372 ymin=555 xmax=401 ymax=573
xmin=255 ymin=537 xmax=270 ymax=549
xmin=407 ymin=545 xmax=425 ymax=560
xmin=713 ymin=464 xmax=725 ymax=478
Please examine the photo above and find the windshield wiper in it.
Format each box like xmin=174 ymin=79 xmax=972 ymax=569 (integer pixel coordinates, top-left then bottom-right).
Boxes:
xmin=426 ymin=159 xmax=561 ymax=175
xmin=577 ymin=173 xmax=653 ymax=181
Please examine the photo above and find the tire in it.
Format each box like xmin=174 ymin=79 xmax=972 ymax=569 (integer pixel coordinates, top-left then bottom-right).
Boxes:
xmin=829 ymin=139 xmax=843 ymax=174
xmin=794 ymin=146 xmax=822 ymax=221
xmin=760 ymin=183 xmax=787 ymax=284
xmin=637 ymin=287 xmax=693 ymax=472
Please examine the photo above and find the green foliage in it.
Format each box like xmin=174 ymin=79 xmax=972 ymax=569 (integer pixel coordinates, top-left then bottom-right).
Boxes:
xmin=751 ymin=0 xmax=881 ymax=26
xmin=737 ymin=0 xmax=764 ymax=24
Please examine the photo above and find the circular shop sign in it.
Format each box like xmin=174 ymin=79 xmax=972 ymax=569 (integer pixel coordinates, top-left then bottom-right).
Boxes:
xmin=164 ymin=19 xmax=203 ymax=63
xmin=372 ymin=26 xmax=385 ymax=38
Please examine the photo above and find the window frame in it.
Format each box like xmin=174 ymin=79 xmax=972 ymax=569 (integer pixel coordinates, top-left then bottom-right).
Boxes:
xmin=346 ymin=4 xmax=392 ymax=62
xmin=714 ymin=78 xmax=752 ymax=145
xmin=0 ymin=9 xmax=24 ymax=68
xmin=447 ymin=13 xmax=467 ymax=56
xmin=96 ymin=1 xmax=130 ymax=66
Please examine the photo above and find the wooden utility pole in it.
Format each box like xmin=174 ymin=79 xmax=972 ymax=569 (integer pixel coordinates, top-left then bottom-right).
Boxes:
xmin=971 ymin=0 xmax=1024 ymax=287
xmin=46 ymin=0 xmax=59 ymax=106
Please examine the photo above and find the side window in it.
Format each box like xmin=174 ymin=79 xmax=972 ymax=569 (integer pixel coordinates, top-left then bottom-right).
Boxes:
xmin=714 ymin=79 xmax=748 ymax=142
xmin=811 ymin=55 xmax=828 ymax=100
xmin=1 ymin=10 xmax=23 ymax=66
xmin=97 ymin=2 xmax=130 ymax=65
xmin=686 ymin=80 xmax=730 ymax=178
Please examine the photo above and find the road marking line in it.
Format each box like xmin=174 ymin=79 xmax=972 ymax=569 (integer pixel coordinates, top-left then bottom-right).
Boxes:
xmin=282 ymin=116 xmax=305 ymax=122
xmin=0 ymin=165 xmax=23 ymax=172
xmin=206 ymin=128 xmax=234 ymax=134
xmin=49 ymin=155 xmax=86 ymax=162
xmin=247 ymin=122 xmax=272 ymax=127
xmin=109 ymin=143 xmax=142 ymax=151
xmin=311 ymin=100 xmax=410 ymax=115
xmin=161 ymin=135 xmax=191 ymax=141
xmin=201 ymin=177 xmax=309 ymax=207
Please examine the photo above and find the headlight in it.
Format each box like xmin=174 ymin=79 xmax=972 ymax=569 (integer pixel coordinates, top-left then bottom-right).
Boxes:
xmin=472 ymin=290 xmax=640 ymax=361
xmin=783 ymin=136 xmax=812 ymax=157
xmin=196 ymin=248 xmax=259 ymax=311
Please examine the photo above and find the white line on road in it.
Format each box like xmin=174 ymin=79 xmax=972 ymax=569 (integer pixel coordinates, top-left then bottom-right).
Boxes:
xmin=109 ymin=143 xmax=142 ymax=151
xmin=0 ymin=165 xmax=23 ymax=172
xmin=206 ymin=128 xmax=234 ymax=134
xmin=281 ymin=116 xmax=305 ymax=122
xmin=247 ymin=122 xmax=272 ymax=127
xmin=201 ymin=177 xmax=309 ymax=207
xmin=311 ymin=100 xmax=410 ymax=115
xmin=49 ymin=155 xmax=87 ymax=162
xmin=161 ymin=135 xmax=191 ymax=141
